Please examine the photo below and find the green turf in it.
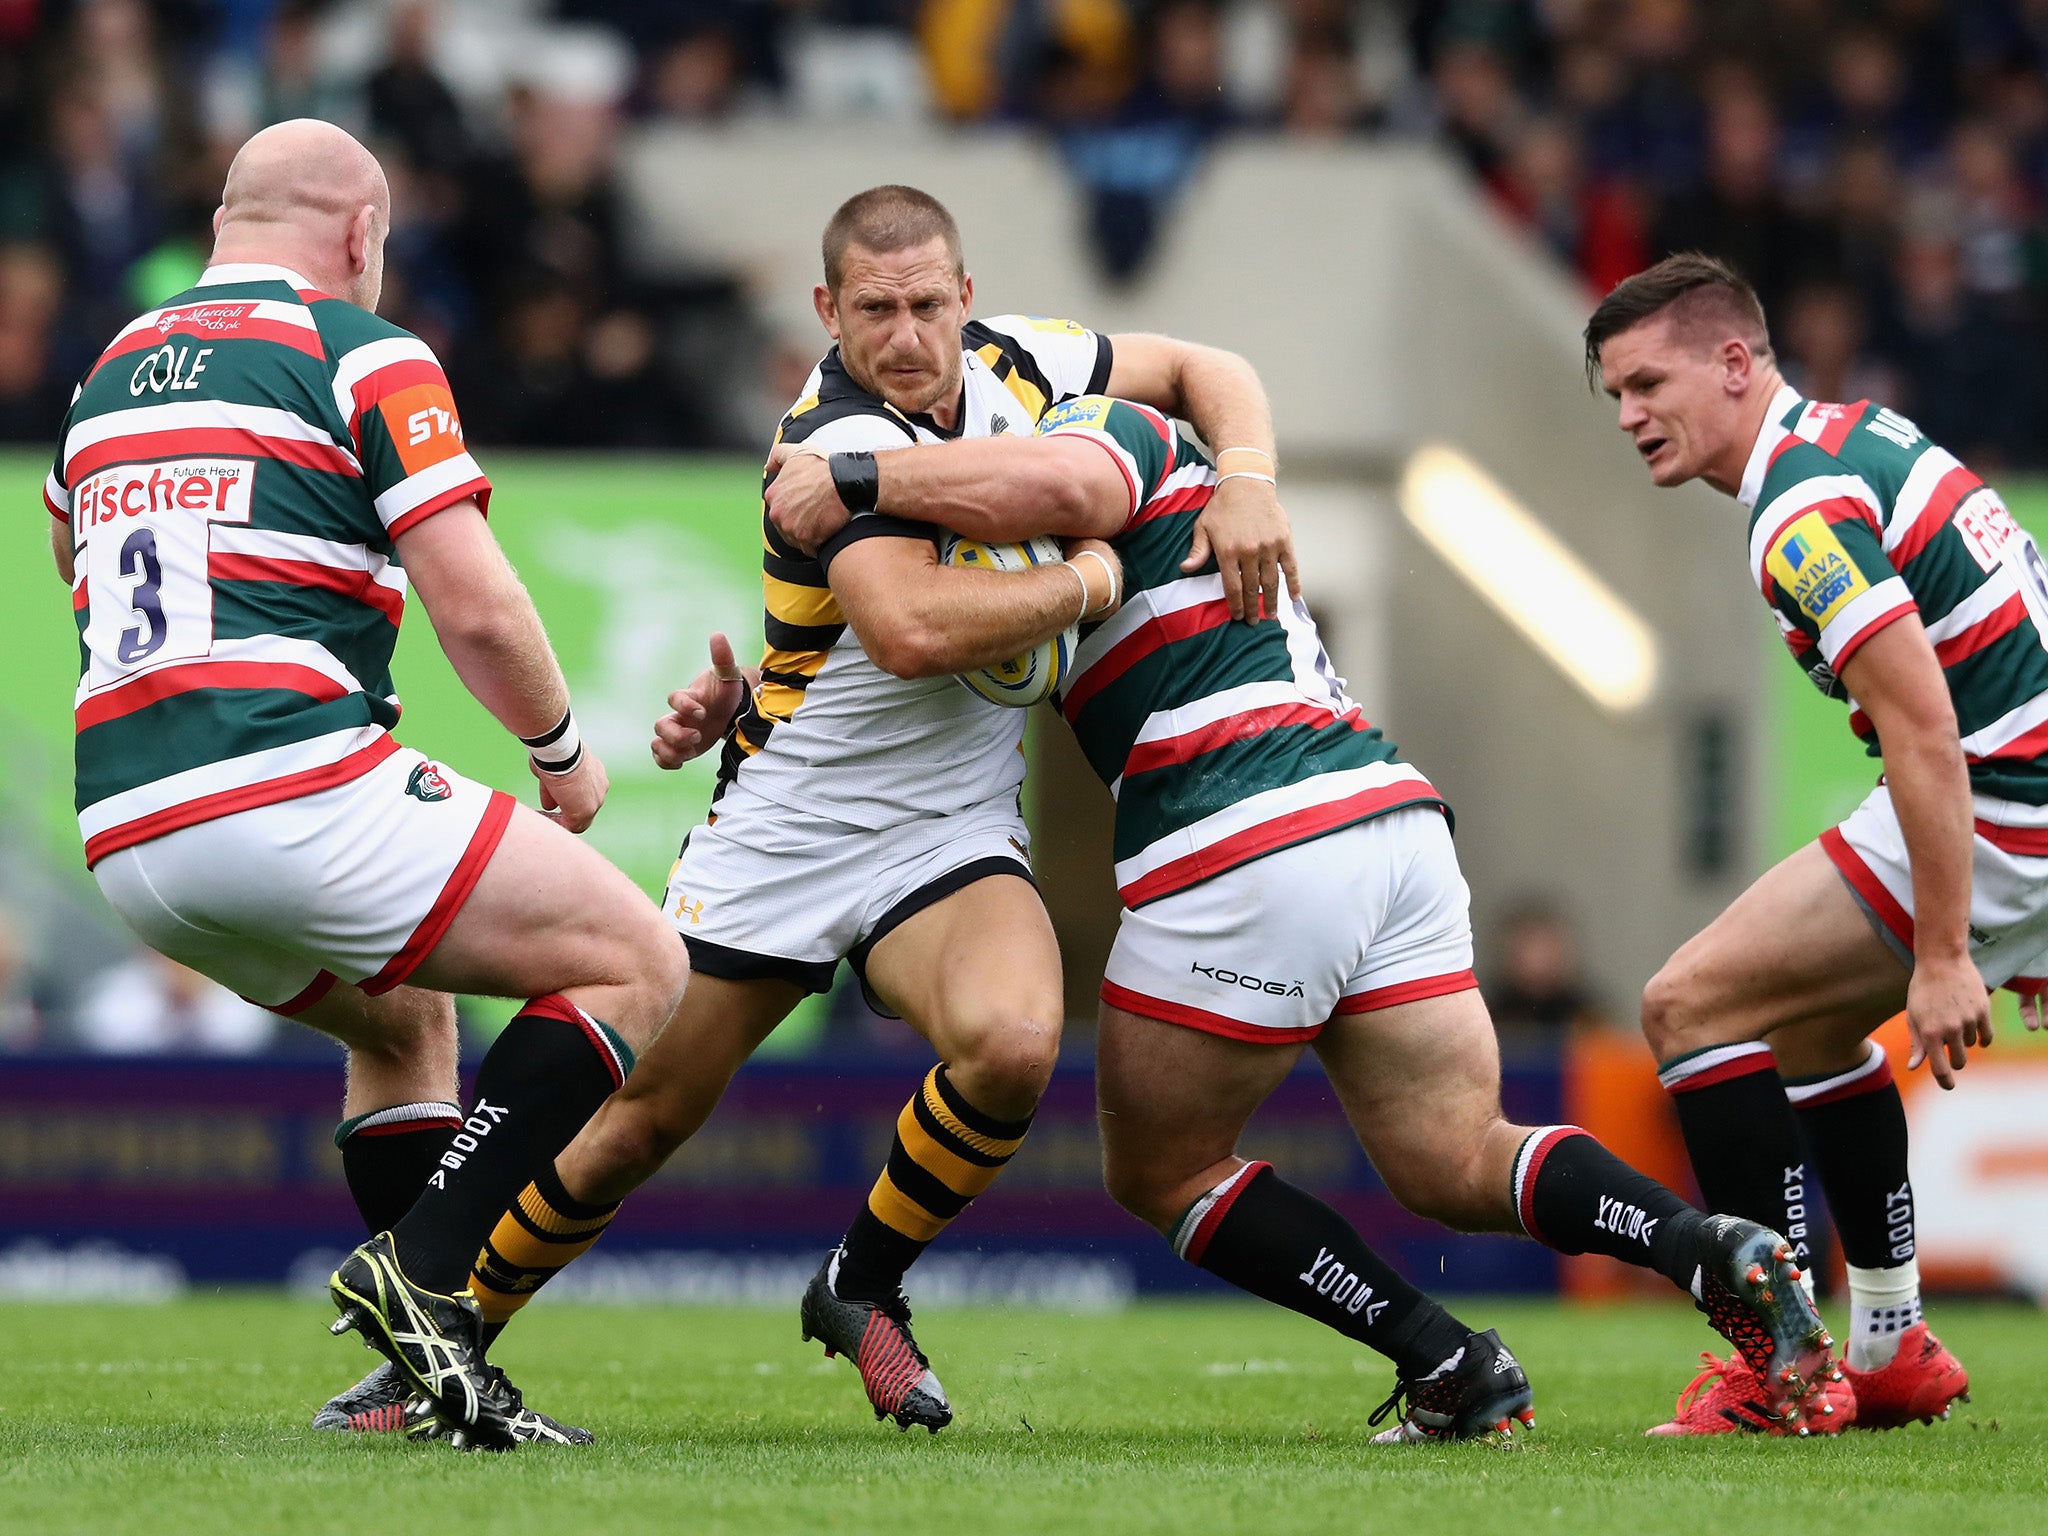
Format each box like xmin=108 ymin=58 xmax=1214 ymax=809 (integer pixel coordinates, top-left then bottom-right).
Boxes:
xmin=0 ymin=1296 xmax=2041 ymax=1534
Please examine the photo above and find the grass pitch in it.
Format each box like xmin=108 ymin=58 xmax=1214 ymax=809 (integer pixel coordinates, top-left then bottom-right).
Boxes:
xmin=0 ymin=1294 xmax=2042 ymax=1535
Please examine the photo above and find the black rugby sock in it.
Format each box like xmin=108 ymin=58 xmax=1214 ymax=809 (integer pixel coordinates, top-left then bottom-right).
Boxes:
xmin=336 ymin=1101 xmax=462 ymax=1235
xmin=1659 ymin=1043 xmax=1818 ymax=1272
xmin=1513 ymin=1125 xmax=1707 ymax=1292
xmin=1787 ymin=1043 xmax=1914 ymax=1270
xmin=389 ymin=996 xmax=634 ymax=1293
xmin=1171 ymin=1162 xmax=1470 ymax=1379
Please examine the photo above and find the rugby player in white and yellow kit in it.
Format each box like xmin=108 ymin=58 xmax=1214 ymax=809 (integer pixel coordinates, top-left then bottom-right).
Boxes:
xmin=442 ymin=186 xmax=1302 ymax=1433
xmin=757 ymin=395 xmax=1850 ymax=1441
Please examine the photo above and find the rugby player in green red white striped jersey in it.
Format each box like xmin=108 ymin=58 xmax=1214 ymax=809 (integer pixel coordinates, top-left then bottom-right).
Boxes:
xmin=45 ymin=121 xmax=687 ymax=1447
xmin=757 ymin=395 xmax=1849 ymax=1442
xmin=1589 ymin=252 xmax=2002 ymax=1434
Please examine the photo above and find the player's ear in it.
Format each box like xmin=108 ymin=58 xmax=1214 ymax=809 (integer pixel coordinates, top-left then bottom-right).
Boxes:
xmin=814 ymin=282 xmax=841 ymax=340
xmin=958 ymin=270 xmax=973 ymax=320
xmin=212 ymin=204 xmax=226 ymax=237
xmin=346 ymin=204 xmax=374 ymax=275
xmin=1722 ymin=337 xmax=1752 ymax=394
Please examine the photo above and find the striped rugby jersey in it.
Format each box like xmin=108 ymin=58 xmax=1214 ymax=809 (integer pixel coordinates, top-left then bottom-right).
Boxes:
xmin=716 ymin=315 xmax=1112 ymax=831
xmin=1741 ymin=383 xmax=2048 ymax=838
xmin=47 ymin=263 xmax=491 ymax=867
xmin=1039 ymin=396 xmax=1445 ymax=907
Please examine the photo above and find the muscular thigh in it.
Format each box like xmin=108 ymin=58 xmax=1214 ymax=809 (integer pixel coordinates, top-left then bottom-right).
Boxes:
xmin=407 ymin=798 xmax=670 ymax=1001
xmin=1657 ymin=840 xmax=1908 ymax=1041
xmin=1312 ymin=986 xmax=1505 ymax=1179
xmin=861 ymin=873 xmax=1064 ymax=1051
xmin=1096 ymin=1002 xmax=1301 ymax=1211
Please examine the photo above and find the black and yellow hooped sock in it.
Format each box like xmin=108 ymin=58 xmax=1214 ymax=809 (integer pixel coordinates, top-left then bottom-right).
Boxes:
xmin=832 ymin=1065 xmax=1032 ymax=1304
xmin=469 ymin=1161 xmax=620 ymax=1343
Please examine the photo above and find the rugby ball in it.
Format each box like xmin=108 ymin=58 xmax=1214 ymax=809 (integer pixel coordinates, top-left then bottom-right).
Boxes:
xmin=940 ymin=533 xmax=1078 ymax=707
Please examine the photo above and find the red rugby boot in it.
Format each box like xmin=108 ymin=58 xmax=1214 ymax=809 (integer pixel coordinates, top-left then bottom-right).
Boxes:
xmin=1842 ymin=1324 xmax=1969 ymax=1430
xmin=1647 ymin=1352 xmax=1856 ymax=1436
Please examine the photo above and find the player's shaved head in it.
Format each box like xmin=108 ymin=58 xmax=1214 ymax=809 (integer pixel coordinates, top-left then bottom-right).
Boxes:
xmin=220 ymin=119 xmax=388 ymax=235
xmin=822 ymin=185 xmax=963 ymax=293
xmin=1583 ymin=253 xmax=1771 ymax=388
xmin=210 ymin=120 xmax=391 ymax=309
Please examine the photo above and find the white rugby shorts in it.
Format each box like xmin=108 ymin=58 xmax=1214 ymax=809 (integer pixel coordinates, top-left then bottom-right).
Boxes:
xmin=94 ymin=745 xmax=512 ymax=1013
xmin=660 ymin=781 xmax=1034 ymax=996
xmin=1824 ymin=782 xmax=2048 ymax=995
xmin=1101 ymin=805 xmax=1476 ymax=1041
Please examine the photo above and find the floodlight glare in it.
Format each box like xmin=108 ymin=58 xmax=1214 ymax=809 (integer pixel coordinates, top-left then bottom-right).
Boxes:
xmin=1399 ymin=444 xmax=1659 ymax=714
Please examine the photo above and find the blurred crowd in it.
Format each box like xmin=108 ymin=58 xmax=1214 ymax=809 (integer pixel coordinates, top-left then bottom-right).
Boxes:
xmin=3 ymin=2 xmax=2046 ymax=461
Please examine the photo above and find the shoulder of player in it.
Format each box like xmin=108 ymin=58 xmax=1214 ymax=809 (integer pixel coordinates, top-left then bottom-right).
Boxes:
xmin=314 ymin=299 xmax=434 ymax=371
xmin=776 ymin=391 xmax=918 ymax=450
xmin=1751 ymin=440 xmax=1884 ymax=537
xmin=965 ymin=315 xmax=1093 ymax=350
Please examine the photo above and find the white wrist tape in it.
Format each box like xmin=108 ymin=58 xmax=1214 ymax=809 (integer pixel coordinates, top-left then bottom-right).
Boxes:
xmin=1215 ymin=470 xmax=1277 ymax=488
xmin=1056 ymin=558 xmax=1091 ymax=627
xmin=1068 ymin=548 xmax=1120 ymax=619
xmin=521 ymin=707 xmax=584 ymax=775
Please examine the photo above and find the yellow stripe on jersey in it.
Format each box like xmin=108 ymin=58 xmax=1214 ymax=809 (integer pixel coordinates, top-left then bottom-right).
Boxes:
xmin=976 ymin=342 xmax=1048 ymax=422
xmin=764 ymin=572 xmax=841 ymax=627
xmin=755 ymin=645 xmax=830 ymax=724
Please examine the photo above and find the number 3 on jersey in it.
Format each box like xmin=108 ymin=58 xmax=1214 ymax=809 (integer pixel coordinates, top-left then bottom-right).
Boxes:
xmin=75 ymin=458 xmax=256 ymax=687
xmin=115 ymin=527 xmax=167 ymax=664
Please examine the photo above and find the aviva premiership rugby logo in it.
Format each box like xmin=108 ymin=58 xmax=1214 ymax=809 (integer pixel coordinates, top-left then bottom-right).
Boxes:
xmin=406 ymin=762 xmax=454 ymax=802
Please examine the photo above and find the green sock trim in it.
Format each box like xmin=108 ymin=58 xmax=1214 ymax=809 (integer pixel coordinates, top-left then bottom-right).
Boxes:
xmin=333 ymin=1112 xmax=372 ymax=1149
xmin=598 ymin=1019 xmax=636 ymax=1078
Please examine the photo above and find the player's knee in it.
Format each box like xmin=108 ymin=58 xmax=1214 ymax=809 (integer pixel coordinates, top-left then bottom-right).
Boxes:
xmin=611 ymin=920 xmax=691 ymax=1050
xmin=1379 ymin=1137 xmax=1496 ymax=1231
xmin=948 ymin=1008 xmax=1061 ymax=1117
xmin=1640 ymin=965 xmax=1707 ymax=1057
xmin=1100 ymin=1144 xmax=1177 ymax=1231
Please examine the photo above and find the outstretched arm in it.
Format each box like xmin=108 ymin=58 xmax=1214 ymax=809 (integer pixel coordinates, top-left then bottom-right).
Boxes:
xmin=1107 ymin=332 xmax=1296 ymax=621
xmin=1839 ymin=615 xmax=1987 ymax=1088
xmin=766 ymin=433 xmax=1131 ymax=551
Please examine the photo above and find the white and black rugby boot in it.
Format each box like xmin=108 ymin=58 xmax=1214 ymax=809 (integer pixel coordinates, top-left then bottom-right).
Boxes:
xmin=403 ymin=1364 xmax=595 ymax=1449
xmin=800 ymin=1250 xmax=953 ymax=1432
xmin=1368 ymin=1328 xmax=1536 ymax=1444
xmin=329 ymin=1232 xmax=513 ymax=1450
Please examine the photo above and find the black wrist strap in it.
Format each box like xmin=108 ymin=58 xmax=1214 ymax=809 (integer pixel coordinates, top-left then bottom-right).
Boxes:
xmin=829 ymin=450 xmax=879 ymax=513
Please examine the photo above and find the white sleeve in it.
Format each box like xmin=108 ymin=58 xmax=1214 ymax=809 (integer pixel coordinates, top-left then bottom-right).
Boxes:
xmin=786 ymin=411 xmax=917 ymax=455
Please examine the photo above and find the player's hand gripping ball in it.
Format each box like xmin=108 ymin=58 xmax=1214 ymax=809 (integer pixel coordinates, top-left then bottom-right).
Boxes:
xmin=941 ymin=533 xmax=1078 ymax=707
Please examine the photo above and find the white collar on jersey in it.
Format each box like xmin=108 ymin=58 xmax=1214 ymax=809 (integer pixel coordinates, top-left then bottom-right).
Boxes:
xmin=195 ymin=262 xmax=320 ymax=292
xmin=1735 ymin=382 xmax=1803 ymax=509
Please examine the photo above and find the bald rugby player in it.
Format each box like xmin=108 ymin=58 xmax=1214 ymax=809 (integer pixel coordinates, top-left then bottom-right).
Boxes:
xmin=1586 ymin=252 xmax=2034 ymax=1433
xmin=45 ymin=121 xmax=686 ymax=1448
xmin=426 ymin=186 xmax=1298 ymax=1436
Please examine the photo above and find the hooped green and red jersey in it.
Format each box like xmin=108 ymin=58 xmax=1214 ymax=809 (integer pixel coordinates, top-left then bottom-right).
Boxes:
xmin=1038 ymin=396 xmax=1445 ymax=907
xmin=46 ymin=263 xmax=490 ymax=866
xmin=1741 ymin=385 xmax=2048 ymax=843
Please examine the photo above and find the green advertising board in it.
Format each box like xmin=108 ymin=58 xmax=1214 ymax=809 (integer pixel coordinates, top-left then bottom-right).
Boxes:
xmin=0 ymin=450 xmax=840 ymax=1048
